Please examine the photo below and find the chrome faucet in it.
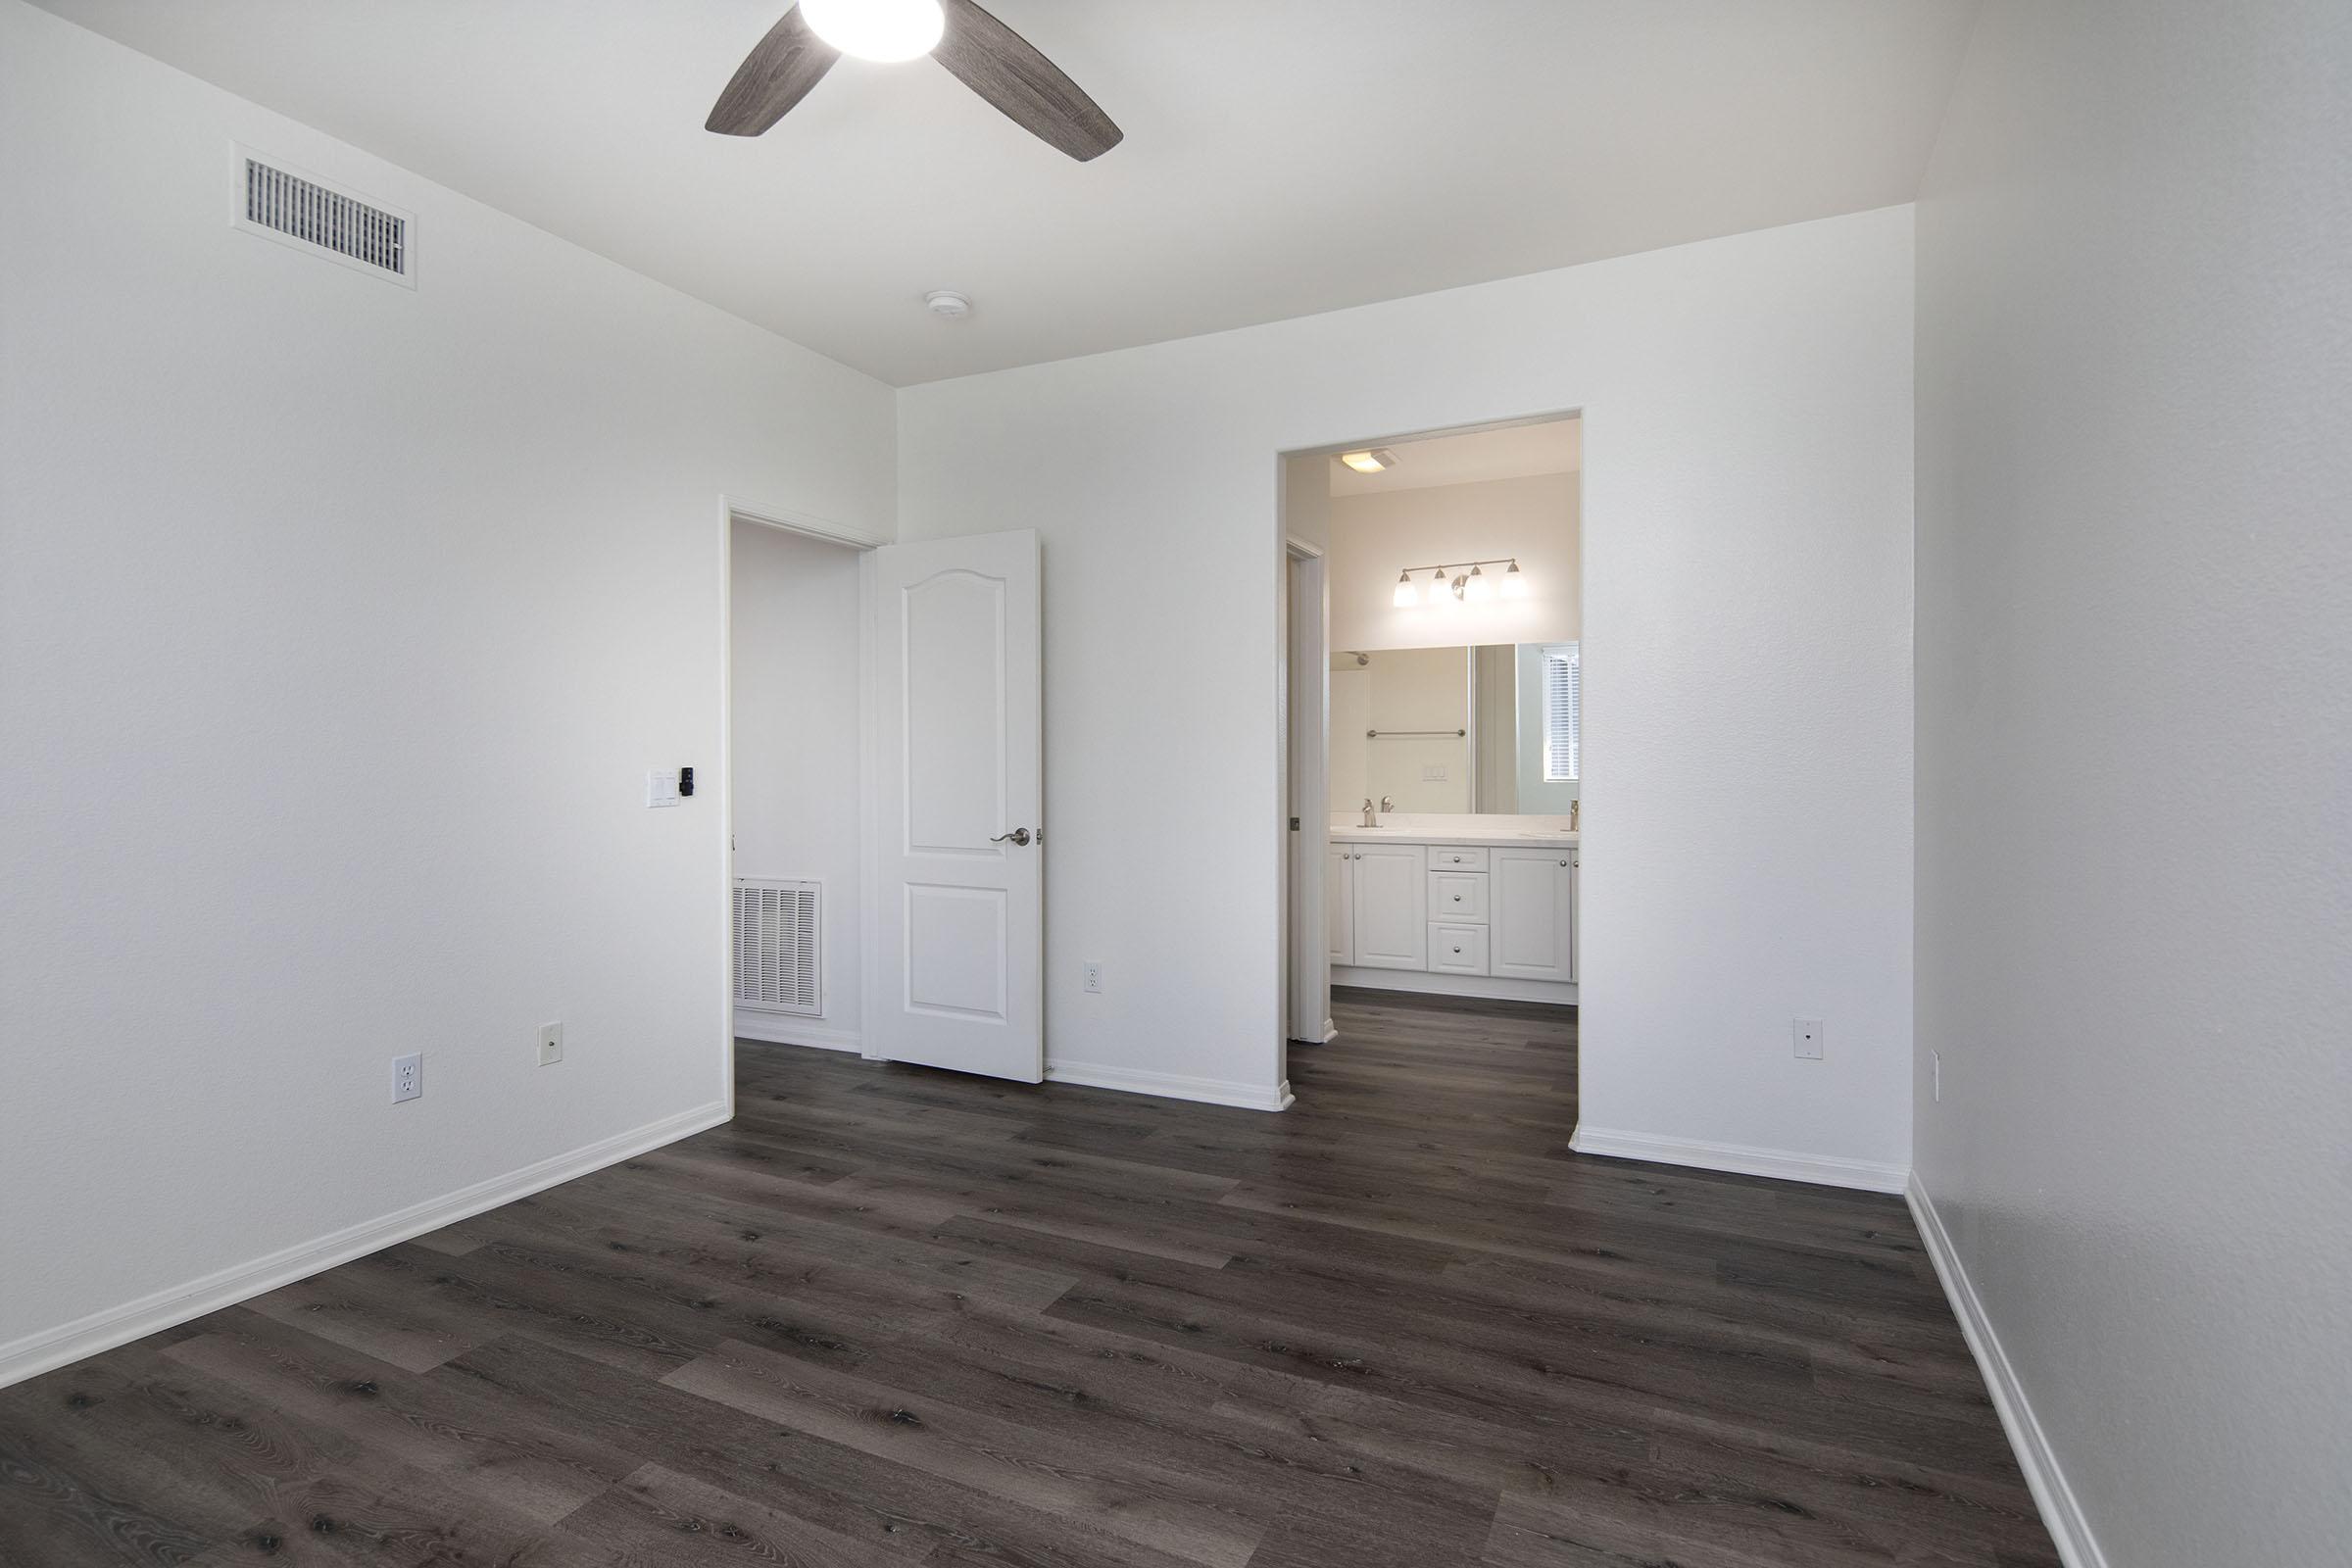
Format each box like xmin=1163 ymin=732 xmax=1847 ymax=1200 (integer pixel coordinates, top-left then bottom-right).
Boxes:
xmin=1569 ymin=800 xmax=1581 ymax=832
xmin=1361 ymin=797 xmax=1377 ymax=827
xmin=1380 ymin=796 xmax=1395 ymax=816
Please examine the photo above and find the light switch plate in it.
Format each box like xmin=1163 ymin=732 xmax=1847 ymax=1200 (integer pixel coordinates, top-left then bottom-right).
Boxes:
xmin=646 ymin=769 xmax=682 ymax=808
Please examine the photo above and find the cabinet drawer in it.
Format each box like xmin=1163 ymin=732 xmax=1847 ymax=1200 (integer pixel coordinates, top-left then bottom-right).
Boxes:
xmin=1427 ymin=870 xmax=1489 ymax=923
xmin=1429 ymin=923 xmax=1490 ymax=975
xmin=1425 ymin=846 xmax=1489 ymax=872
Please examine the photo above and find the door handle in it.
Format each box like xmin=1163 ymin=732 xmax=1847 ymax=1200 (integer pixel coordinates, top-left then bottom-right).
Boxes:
xmin=990 ymin=828 xmax=1032 ymax=847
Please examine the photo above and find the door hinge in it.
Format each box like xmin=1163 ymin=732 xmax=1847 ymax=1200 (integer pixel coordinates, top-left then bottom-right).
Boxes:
xmin=1289 ymin=816 xmax=1300 ymax=831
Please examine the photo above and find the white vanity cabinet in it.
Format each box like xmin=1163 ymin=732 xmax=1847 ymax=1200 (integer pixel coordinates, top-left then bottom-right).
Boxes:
xmin=1490 ymin=847 xmax=1577 ymax=983
xmin=1348 ymin=841 xmax=1429 ymax=971
xmin=1327 ymin=829 xmax=1578 ymax=1003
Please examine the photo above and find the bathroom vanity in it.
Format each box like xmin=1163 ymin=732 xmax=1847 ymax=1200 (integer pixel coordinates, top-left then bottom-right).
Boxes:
xmin=1327 ymin=815 xmax=1578 ymax=1004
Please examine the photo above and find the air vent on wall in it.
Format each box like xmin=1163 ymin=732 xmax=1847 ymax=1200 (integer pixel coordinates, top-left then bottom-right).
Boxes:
xmin=734 ymin=879 xmax=821 ymax=1016
xmin=232 ymin=147 xmax=414 ymax=286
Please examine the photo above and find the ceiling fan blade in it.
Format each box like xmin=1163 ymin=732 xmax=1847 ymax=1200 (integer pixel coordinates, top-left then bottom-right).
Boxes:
xmin=933 ymin=0 xmax=1123 ymax=162
xmin=707 ymin=6 xmax=840 ymax=137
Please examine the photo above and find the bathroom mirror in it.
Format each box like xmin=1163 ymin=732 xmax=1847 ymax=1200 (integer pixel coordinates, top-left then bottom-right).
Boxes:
xmin=1327 ymin=643 xmax=1579 ymax=814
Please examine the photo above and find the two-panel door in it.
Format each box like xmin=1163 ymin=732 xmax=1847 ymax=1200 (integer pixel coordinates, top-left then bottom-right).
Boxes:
xmin=1349 ymin=841 xmax=1427 ymax=970
xmin=866 ymin=529 xmax=1044 ymax=1083
xmin=1490 ymin=847 xmax=1575 ymax=982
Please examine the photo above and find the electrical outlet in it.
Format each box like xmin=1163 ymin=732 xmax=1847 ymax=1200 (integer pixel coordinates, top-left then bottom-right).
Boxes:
xmin=391 ymin=1053 xmax=423 ymax=1103
xmin=1792 ymin=1019 xmax=1824 ymax=1060
xmin=537 ymin=1021 xmax=564 ymax=1066
xmin=1932 ymin=1050 xmax=1941 ymax=1102
xmin=1083 ymin=961 xmax=1103 ymax=995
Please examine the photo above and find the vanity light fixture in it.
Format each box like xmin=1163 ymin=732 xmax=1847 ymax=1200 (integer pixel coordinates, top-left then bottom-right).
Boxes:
xmin=1340 ymin=449 xmax=1397 ymax=474
xmin=1393 ymin=557 xmax=1527 ymax=609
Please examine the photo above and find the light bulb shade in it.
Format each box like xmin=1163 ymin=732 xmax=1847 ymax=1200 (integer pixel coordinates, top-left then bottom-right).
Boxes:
xmin=1463 ymin=565 xmax=1493 ymax=602
xmin=1392 ymin=572 xmax=1419 ymax=608
xmin=800 ymin=0 xmax=945 ymax=61
xmin=1501 ymin=560 xmax=1529 ymax=598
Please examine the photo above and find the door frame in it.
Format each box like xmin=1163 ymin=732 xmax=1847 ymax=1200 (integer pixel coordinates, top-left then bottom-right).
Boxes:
xmin=718 ymin=494 xmax=885 ymax=1119
xmin=1279 ymin=538 xmax=1332 ymax=1054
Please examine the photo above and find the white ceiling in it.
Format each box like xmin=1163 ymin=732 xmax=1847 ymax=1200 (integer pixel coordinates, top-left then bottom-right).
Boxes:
xmin=1329 ymin=417 xmax=1582 ymax=497
xmin=32 ymin=1 xmax=1981 ymax=386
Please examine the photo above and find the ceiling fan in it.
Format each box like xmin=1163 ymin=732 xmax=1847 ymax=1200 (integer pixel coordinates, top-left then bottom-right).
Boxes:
xmin=707 ymin=0 xmax=1123 ymax=162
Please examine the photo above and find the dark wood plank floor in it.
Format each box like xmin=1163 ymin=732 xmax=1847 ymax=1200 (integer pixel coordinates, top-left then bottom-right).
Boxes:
xmin=1 ymin=989 xmax=2058 ymax=1567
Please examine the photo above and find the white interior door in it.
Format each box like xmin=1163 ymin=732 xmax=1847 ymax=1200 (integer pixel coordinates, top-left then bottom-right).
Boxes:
xmin=867 ymin=529 xmax=1043 ymax=1082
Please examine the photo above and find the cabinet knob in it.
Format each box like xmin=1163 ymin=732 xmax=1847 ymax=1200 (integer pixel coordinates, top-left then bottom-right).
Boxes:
xmin=1559 ymin=859 xmax=1569 ymax=866
xmin=1451 ymin=946 xmax=1462 ymax=955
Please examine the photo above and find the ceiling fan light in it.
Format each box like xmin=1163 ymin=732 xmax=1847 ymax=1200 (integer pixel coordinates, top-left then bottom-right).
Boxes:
xmin=1392 ymin=571 xmax=1419 ymax=608
xmin=800 ymin=0 xmax=945 ymax=62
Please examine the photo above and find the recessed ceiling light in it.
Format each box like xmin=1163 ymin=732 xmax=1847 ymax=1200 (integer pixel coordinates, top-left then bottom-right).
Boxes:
xmin=925 ymin=289 xmax=971 ymax=319
xmin=800 ymin=0 xmax=945 ymax=63
xmin=1339 ymin=449 xmax=1396 ymax=474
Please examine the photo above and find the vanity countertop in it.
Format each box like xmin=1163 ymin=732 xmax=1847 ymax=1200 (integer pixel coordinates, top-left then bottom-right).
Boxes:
xmin=1329 ymin=825 xmax=1579 ymax=849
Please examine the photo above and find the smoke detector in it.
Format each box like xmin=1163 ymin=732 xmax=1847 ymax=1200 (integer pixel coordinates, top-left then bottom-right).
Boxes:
xmin=925 ymin=289 xmax=971 ymax=319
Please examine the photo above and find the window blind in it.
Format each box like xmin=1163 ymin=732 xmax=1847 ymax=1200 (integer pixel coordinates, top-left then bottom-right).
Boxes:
xmin=1543 ymin=642 xmax=1580 ymax=782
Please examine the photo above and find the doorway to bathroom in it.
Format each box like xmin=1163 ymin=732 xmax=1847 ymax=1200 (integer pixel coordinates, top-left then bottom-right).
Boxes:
xmin=1277 ymin=415 xmax=1583 ymax=1111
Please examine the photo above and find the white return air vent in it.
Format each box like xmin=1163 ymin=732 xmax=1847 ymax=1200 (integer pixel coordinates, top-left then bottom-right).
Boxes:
xmin=734 ymin=879 xmax=821 ymax=1016
xmin=232 ymin=146 xmax=414 ymax=286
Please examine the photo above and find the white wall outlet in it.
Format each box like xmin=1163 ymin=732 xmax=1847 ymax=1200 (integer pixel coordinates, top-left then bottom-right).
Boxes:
xmin=1792 ymin=1019 xmax=1824 ymax=1060
xmin=646 ymin=768 xmax=682 ymax=808
xmin=1932 ymin=1049 xmax=1942 ymax=1102
xmin=391 ymin=1052 xmax=423 ymax=1103
xmin=1083 ymin=960 xmax=1103 ymax=994
xmin=537 ymin=1021 xmax=564 ymax=1066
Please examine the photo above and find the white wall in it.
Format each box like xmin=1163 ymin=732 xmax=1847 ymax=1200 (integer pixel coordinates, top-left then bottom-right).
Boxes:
xmin=1914 ymin=3 xmax=2352 ymax=1563
xmin=899 ymin=203 xmax=1915 ymax=1171
xmin=1328 ymin=471 xmax=1581 ymax=653
xmin=729 ymin=521 xmax=865 ymax=1045
xmin=0 ymin=2 xmax=895 ymax=1374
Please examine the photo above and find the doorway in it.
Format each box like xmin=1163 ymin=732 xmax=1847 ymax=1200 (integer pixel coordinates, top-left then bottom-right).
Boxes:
xmin=725 ymin=508 xmax=1049 ymax=1091
xmin=1276 ymin=416 xmax=1584 ymax=1103
xmin=726 ymin=508 xmax=874 ymax=1068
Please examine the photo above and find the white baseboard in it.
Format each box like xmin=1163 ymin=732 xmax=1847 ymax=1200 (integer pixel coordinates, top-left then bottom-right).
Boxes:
xmin=1334 ymin=966 xmax=1578 ymax=1006
xmin=1907 ymin=1175 xmax=2107 ymax=1568
xmin=1046 ymin=1059 xmax=1295 ymax=1112
xmin=733 ymin=1010 xmax=860 ymax=1053
xmin=0 ymin=1100 xmax=730 ymax=1392
xmin=1568 ymin=1125 xmax=1908 ymax=1194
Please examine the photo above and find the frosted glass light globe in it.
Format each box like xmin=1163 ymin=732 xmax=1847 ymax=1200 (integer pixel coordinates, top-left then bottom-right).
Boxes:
xmin=801 ymin=0 xmax=945 ymax=62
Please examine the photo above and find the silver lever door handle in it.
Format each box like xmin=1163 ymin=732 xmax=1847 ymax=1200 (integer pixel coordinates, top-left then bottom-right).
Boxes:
xmin=990 ymin=828 xmax=1032 ymax=847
